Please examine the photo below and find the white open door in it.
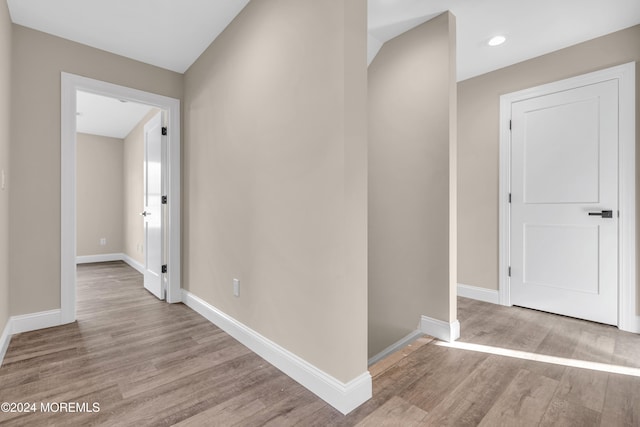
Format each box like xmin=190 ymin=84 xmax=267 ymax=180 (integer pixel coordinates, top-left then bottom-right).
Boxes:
xmin=510 ymin=79 xmax=619 ymax=325
xmin=142 ymin=111 xmax=164 ymax=300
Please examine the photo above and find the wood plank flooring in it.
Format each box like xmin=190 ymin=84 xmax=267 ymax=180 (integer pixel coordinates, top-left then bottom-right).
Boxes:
xmin=1 ymin=261 xmax=640 ymax=426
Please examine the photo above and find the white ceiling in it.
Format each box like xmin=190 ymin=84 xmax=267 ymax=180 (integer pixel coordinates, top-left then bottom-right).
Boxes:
xmin=6 ymin=0 xmax=640 ymax=80
xmin=6 ymin=0 xmax=250 ymax=73
xmin=76 ymin=91 xmax=153 ymax=139
xmin=369 ymin=0 xmax=640 ymax=81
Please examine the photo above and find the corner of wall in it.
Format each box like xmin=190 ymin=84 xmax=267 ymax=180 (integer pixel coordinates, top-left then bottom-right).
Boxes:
xmin=368 ymin=11 xmax=459 ymax=357
xmin=420 ymin=315 xmax=460 ymax=342
xmin=0 ymin=0 xmax=13 ymax=343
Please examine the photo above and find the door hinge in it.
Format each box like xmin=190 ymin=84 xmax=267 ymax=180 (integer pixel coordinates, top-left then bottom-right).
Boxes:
xmin=508 ymin=193 xmax=512 ymax=203
xmin=161 ymin=265 xmax=167 ymax=274
xmin=161 ymin=195 xmax=167 ymax=204
xmin=162 ymin=127 xmax=168 ymax=136
xmin=509 ymin=120 xmax=512 ymax=130
xmin=508 ymin=266 xmax=511 ymax=277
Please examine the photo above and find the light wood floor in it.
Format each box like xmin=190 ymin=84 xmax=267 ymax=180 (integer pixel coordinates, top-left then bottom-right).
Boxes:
xmin=1 ymin=262 xmax=639 ymax=426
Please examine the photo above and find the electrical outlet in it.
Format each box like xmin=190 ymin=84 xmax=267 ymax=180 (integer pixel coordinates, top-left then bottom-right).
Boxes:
xmin=99 ymin=238 xmax=107 ymax=246
xmin=233 ymin=278 xmax=240 ymax=297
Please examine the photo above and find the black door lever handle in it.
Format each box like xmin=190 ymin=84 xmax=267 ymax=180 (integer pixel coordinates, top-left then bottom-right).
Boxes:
xmin=588 ymin=210 xmax=613 ymax=218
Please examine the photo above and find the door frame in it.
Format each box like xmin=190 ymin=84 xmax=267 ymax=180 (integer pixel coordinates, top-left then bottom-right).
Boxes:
xmin=498 ymin=62 xmax=637 ymax=332
xmin=61 ymin=72 xmax=182 ymax=324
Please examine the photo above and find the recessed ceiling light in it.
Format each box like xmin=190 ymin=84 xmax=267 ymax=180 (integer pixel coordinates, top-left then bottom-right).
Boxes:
xmin=488 ymin=35 xmax=506 ymax=47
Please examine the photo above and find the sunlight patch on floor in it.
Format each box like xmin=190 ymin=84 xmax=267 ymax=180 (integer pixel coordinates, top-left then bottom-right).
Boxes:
xmin=436 ymin=340 xmax=640 ymax=377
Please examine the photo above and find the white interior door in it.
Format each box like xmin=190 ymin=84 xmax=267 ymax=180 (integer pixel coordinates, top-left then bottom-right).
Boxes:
xmin=510 ymin=79 xmax=619 ymax=325
xmin=143 ymin=111 xmax=164 ymax=300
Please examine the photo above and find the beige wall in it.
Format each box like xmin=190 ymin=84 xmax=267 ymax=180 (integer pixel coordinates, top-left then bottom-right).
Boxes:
xmin=183 ymin=0 xmax=368 ymax=382
xmin=123 ymin=109 xmax=160 ymax=265
xmin=0 ymin=1 xmax=11 ymax=334
xmin=9 ymin=25 xmax=183 ymax=315
xmin=76 ymin=133 xmax=124 ymax=256
xmin=458 ymin=25 xmax=640 ymax=315
xmin=368 ymin=13 xmax=457 ymax=357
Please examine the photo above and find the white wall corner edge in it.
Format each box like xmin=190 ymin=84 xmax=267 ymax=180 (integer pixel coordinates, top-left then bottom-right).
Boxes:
xmin=11 ymin=309 xmax=63 ymax=335
xmin=420 ymin=315 xmax=460 ymax=342
xmin=368 ymin=329 xmax=423 ymax=366
xmin=181 ymin=290 xmax=372 ymax=415
xmin=457 ymin=283 xmax=500 ymax=305
xmin=0 ymin=318 xmax=12 ymax=367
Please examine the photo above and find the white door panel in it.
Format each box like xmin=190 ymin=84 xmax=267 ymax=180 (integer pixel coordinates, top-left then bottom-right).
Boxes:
xmin=523 ymin=99 xmax=600 ymax=204
xmin=511 ymin=79 xmax=618 ymax=325
xmin=523 ymin=224 xmax=599 ymax=293
xmin=143 ymin=111 xmax=164 ymax=300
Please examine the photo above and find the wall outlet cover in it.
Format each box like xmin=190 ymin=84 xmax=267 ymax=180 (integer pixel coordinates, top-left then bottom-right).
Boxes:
xmin=233 ymin=278 xmax=240 ymax=297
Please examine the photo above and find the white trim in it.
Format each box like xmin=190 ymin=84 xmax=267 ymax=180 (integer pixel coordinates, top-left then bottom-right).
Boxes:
xmin=76 ymin=253 xmax=123 ymax=264
xmin=498 ymin=62 xmax=638 ymax=333
xmin=61 ymin=72 xmax=182 ymax=324
xmin=616 ymin=63 xmax=638 ymax=333
xmin=420 ymin=315 xmax=460 ymax=342
xmin=11 ymin=310 xmax=63 ymax=335
xmin=182 ymin=290 xmax=372 ymax=415
xmin=122 ymin=254 xmax=145 ymax=275
xmin=457 ymin=283 xmax=500 ymax=305
xmin=61 ymin=73 xmax=76 ymax=324
xmin=368 ymin=329 xmax=423 ymax=366
xmin=498 ymin=93 xmax=511 ymax=306
xmin=0 ymin=319 xmax=11 ymax=366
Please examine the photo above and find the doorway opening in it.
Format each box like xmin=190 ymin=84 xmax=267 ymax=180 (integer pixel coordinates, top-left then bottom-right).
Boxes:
xmin=61 ymin=73 xmax=181 ymax=324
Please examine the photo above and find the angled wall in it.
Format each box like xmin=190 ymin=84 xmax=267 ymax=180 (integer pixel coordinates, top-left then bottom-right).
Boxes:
xmin=368 ymin=12 xmax=457 ymax=357
xmin=183 ymin=0 xmax=368 ymax=392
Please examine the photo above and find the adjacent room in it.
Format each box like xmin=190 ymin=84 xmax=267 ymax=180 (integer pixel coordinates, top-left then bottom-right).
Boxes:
xmin=75 ymin=90 xmax=159 ymax=272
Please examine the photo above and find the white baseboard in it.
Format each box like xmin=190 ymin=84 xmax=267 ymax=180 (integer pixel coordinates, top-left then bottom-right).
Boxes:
xmin=182 ymin=290 xmax=372 ymax=415
xmin=11 ymin=309 xmax=63 ymax=335
xmin=420 ymin=315 xmax=460 ymax=342
xmin=368 ymin=329 xmax=423 ymax=366
xmin=122 ymin=254 xmax=145 ymax=275
xmin=76 ymin=253 xmax=123 ymax=264
xmin=76 ymin=253 xmax=145 ymax=276
xmin=624 ymin=316 xmax=640 ymax=334
xmin=0 ymin=318 xmax=11 ymax=367
xmin=457 ymin=283 xmax=500 ymax=305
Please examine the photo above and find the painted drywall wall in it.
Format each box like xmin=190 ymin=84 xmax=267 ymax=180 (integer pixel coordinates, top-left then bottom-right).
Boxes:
xmin=0 ymin=0 xmax=11 ymax=335
xmin=458 ymin=24 xmax=640 ymax=315
xmin=123 ymin=109 xmax=160 ymax=265
xmin=183 ymin=0 xmax=368 ymax=383
xmin=9 ymin=25 xmax=183 ymax=316
xmin=76 ymin=133 xmax=124 ymax=257
xmin=368 ymin=12 xmax=457 ymax=357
